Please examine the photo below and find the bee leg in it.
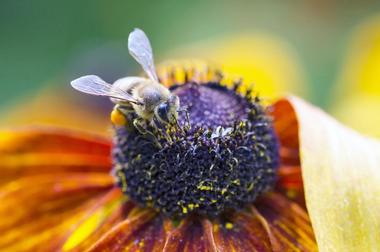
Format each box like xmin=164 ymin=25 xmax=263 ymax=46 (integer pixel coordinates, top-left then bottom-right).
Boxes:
xmin=133 ymin=118 xmax=162 ymax=148
xmin=176 ymin=107 xmax=191 ymax=131
xmin=151 ymin=119 xmax=173 ymax=145
xmin=185 ymin=110 xmax=191 ymax=130
xmin=133 ymin=118 xmax=148 ymax=134
xmin=173 ymin=116 xmax=185 ymax=135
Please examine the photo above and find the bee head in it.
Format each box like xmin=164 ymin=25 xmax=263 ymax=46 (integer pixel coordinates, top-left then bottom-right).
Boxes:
xmin=155 ymin=94 xmax=179 ymax=124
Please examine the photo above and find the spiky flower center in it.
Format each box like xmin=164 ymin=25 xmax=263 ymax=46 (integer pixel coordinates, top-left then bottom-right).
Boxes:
xmin=113 ymin=81 xmax=279 ymax=218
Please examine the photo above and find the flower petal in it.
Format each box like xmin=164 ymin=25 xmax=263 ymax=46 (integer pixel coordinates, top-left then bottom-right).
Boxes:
xmin=0 ymin=127 xmax=112 ymax=184
xmin=163 ymin=218 xmax=217 ymax=252
xmin=212 ymin=210 xmax=273 ymax=251
xmin=255 ymin=193 xmax=317 ymax=251
xmin=160 ymin=191 xmax=315 ymax=252
xmin=61 ymin=188 xmax=126 ymax=251
xmin=278 ymin=96 xmax=380 ymax=251
xmin=271 ymin=100 xmax=305 ymax=205
xmin=211 ymin=192 xmax=316 ymax=252
xmin=0 ymin=126 xmax=111 ymax=154
xmin=87 ymin=209 xmax=166 ymax=252
xmin=0 ymin=173 xmax=114 ymax=251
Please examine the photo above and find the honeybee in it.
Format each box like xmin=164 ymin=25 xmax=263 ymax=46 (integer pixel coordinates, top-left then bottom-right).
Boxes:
xmin=70 ymin=28 xmax=180 ymax=133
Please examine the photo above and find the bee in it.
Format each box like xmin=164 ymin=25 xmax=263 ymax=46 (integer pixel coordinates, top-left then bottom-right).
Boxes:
xmin=70 ymin=28 xmax=180 ymax=133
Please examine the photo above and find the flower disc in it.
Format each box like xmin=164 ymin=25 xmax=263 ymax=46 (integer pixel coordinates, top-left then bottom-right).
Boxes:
xmin=113 ymin=81 xmax=279 ymax=218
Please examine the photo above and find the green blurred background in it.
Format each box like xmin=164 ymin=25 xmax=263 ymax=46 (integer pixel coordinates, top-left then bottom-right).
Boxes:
xmin=1 ymin=0 xmax=380 ymax=135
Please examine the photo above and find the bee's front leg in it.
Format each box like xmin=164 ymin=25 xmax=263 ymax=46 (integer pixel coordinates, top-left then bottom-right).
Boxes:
xmin=133 ymin=118 xmax=163 ymax=148
xmin=133 ymin=118 xmax=148 ymax=134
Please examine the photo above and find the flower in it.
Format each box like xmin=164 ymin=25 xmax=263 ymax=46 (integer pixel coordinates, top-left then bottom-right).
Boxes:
xmin=1 ymin=38 xmax=380 ymax=252
xmin=0 ymin=63 xmax=319 ymax=251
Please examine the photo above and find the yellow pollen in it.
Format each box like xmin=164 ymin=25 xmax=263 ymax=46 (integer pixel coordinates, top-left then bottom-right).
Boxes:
xmin=286 ymin=189 xmax=298 ymax=199
xmin=139 ymin=241 xmax=145 ymax=247
xmin=232 ymin=179 xmax=240 ymax=185
xmin=111 ymin=109 xmax=127 ymax=126
xmin=213 ymin=223 xmax=219 ymax=232
xmin=225 ymin=222 xmax=234 ymax=230
xmin=116 ymin=170 xmax=127 ymax=192
xmin=198 ymin=185 xmax=212 ymax=191
xmin=247 ymin=183 xmax=254 ymax=191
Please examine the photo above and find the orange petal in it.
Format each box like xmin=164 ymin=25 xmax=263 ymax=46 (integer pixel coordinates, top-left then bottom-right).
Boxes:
xmin=278 ymin=96 xmax=380 ymax=251
xmin=61 ymin=188 xmax=127 ymax=251
xmin=0 ymin=173 xmax=114 ymax=251
xmin=271 ymin=101 xmax=305 ymax=204
xmin=255 ymin=193 xmax=317 ymax=251
xmin=87 ymin=209 xmax=166 ymax=252
xmin=163 ymin=218 xmax=217 ymax=252
xmin=271 ymin=99 xmax=299 ymax=149
xmin=159 ymin=191 xmax=315 ymax=252
xmin=0 ymin=126 xmax=111 ymax=154
xmin=212 ymin=211 xmax=273 ymax=251
xmin=0 ymin=127 xmax=112 ymax=184
xmin=211 ymin=192 xmax=316 ymax=252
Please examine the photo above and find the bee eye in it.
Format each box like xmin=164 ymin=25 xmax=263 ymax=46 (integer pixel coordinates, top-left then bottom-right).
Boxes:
xmin=156 ymin=103 xmax=169 ymax=123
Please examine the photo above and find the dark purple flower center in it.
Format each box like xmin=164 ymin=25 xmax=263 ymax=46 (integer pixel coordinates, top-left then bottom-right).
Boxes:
xmin=113 ymin=81 xmax=279 ymax=218
xmin=174 ymin=83 xmax=249 ymax=128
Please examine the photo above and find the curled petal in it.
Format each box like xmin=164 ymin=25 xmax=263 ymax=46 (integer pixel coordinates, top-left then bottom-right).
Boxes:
xmin=271 ymin=100 xmax=305 ymax=204
xmin=276 ymin=96 xmax=380 ymax=251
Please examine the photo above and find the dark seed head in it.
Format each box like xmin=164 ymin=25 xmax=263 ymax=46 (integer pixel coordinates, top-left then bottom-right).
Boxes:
xmin=113 ymin=77 xmax=279 ymax=219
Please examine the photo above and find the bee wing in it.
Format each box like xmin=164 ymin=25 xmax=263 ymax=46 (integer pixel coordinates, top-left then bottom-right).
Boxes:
xmin=128 ymin=28 xmax=159 ymax=82
xmin=71 ymin=75 xmax=142 ymax=105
